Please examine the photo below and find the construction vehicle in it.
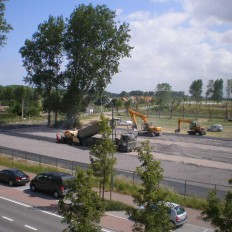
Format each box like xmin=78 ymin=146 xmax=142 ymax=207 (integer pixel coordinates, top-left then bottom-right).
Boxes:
xmin=56 ymin=123 xmax=137 ymax=152
xmin=175 ymin=118 xmax=206 ymax=136
xmin=128 ymin=109 xmax=162 ymax=136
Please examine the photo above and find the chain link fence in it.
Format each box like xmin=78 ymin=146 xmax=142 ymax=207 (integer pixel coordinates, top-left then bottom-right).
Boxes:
xmin=0 ymin=146 xmax=231 ymax=199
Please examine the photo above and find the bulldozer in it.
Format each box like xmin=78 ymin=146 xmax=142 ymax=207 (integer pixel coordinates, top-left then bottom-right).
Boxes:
xmin=175 ymin=118 xmax=206 ymax=136
xmin=128 ymin=109 xmax=162 ymax=136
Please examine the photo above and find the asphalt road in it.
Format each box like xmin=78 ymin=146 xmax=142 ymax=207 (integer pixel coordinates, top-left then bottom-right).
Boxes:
xmin=0 ymin=186 xmax=214 ymax=232
xmin=0 ymin=125 xmax=231 ymax=187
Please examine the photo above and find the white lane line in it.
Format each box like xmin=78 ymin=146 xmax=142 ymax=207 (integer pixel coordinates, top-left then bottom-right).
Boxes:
xmin=0 ymin=196 xmax=31 ymax=208
xmin=38 ymin=209 xmax=63 ymax=218
xmin=203 ymin=230 xmax=208 ymax=232
xmin=105 ymin=212 xmax=128 ymax=220
xmin=24 ymin=225 xmax=37 ymax=231
xmin=2 ymin=216 xmax=14 ymax=221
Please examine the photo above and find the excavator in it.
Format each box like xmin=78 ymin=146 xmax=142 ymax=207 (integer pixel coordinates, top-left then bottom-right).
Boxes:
xmin=175 ymin=118 xmax=206 ymax=136
xmin=128 ymin=109 xmax=162 ymax=136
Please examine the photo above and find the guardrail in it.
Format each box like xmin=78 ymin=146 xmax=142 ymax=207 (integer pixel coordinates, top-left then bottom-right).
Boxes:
xmin=0 ymin=146 xmax=231 ymax=199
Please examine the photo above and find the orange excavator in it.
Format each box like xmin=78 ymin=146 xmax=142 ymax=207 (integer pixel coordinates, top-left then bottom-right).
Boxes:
xmin=175 ymin=118 xmax=206 ymax=136
xmin=128 ymin=109 xmax=162 ymax=136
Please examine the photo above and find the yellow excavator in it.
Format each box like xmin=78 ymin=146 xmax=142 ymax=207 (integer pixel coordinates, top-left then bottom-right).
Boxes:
xmin=128 ymin=109 xmax=162 ymax=136
xmin=175 ymin=118 xmax=206 ymax=136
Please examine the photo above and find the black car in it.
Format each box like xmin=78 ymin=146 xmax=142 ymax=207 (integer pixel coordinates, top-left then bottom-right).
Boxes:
xmin=0 ymin=168 xmax=30 ymax=186
xmin=30 ymin=171 xmax=74 ymax=198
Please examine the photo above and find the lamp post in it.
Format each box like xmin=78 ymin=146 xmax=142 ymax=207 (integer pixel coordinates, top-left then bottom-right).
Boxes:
xmin=103 ymin=96 xmax=114 ymax=200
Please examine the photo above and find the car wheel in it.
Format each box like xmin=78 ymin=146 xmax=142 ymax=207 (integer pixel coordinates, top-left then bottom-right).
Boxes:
xmin=53 ymin=191 xmax=60 ymax=199
xmin=30 ymin=184 xmax=36 ymax=192
xmin=8 ymin=180 xmax=14 ymax=186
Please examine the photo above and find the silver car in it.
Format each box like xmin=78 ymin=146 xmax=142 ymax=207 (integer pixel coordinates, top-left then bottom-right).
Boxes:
xmin=207 ymin=124 xmax=223 ymax=132
xmin=138 ymin=201 xmax=187 ymax=227
xmin=165 ymin=202 xmax=187 ymax=227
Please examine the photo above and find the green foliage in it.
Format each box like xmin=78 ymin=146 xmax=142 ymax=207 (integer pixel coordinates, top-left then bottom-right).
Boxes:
xmin=0 ymin=0 xmax=13 ymax=47
xmin=59 ymin=167 xmax=105 ymax=232
xmin=90 ymin=114 xmax=116 ymax=199
xmin=189 ymin=79 xmax=203 ymax=102
xmin=130 ymin=140 xmax=171 ymax=232
xmin=202 ymin=179 xmax=232 ymax=232
xmin=104 ymin=199 xmax=131 ymax=211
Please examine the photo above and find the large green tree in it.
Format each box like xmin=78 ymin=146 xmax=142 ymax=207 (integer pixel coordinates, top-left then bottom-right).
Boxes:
xmin=58 ymin=167 xmax=105 ymax=232
xmin=211 ymin=79 xmax=223 ymax=103
xmin=20 ymin=16 xmax=65 ymax=126
xmin=202 ymin=179 xmax=232 ymax=232
xmin=0 ymin=0 xmax=12 ymax=48
xmin=62 ymin=4 xmax=133 ymax=127
xmin=129 ymin=140 xmax=171 ymax=232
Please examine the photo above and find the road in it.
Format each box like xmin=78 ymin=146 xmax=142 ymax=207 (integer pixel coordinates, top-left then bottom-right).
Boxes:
xmin=0 ymin=185 xmax=214 ymax=232
xmin=0 ymin=124 xmax=230 ymax=231
xmin=0 ymin=125 xmax=231 ymax=186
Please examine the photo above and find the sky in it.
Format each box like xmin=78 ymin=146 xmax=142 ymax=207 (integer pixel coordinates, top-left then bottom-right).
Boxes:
xmin=1 ymin=0 xmax=232 ymax=95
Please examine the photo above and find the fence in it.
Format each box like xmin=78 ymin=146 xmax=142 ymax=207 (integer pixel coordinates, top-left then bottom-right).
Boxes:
xmin=0 ymin=146 xmax=231 ymax=199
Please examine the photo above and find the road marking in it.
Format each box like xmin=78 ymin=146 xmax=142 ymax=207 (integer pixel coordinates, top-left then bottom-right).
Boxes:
xmin=38 ymin=209 xmax=63 ymax=218
xmin=24 ymin=225 xmax=37 ymax=230
xmin=106 ymin=212 xmax=128 ymax=220
xmin=203 ymin=230 xmax=209 ymax=232
xmin=2 ymin=216 xmax=14 ymax=221
xmin=0 ymin=196 xmax=31 ymax=208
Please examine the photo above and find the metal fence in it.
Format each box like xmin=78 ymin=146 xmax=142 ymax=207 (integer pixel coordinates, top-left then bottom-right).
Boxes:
xmin=0 ymin=146 xmax=231 ymax=199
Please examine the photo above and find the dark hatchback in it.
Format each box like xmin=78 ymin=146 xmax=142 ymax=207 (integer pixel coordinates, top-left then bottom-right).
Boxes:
xmin=0 ymin=168 xmax=30 ymax=186
xmin=30 ymin=171 xmax=74 ymax=198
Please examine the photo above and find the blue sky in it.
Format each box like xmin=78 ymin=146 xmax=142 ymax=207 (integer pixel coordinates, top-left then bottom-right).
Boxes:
xmin=1 ymin=0 xmax=232 ymax=94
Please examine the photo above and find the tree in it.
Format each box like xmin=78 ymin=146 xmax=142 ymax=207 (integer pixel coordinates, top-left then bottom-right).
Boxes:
xmin=202 ymin=178 xmax=232 ymax=232
xmin=0 ymin=0 xmax=13 ymax=48
xmin=154 ymin=83 xmax=171 ymax=117
xmin=189 ymin=79 xmax=203 ymax=119
xmin=205 ymin=80 xmax=214 ymax=103
xmin=129 ymin=140 xmax=171 ymax=232
xmin=90 ymin=114 xmax=116 ymax=200
xmin=225 ymin=79 xmax=232 ymax=121
xmin=211 ymin=79 xmax=223 ymax=103
xmin=62 ymin=4 xmax=133 ymax=127
xmin=58 ymin=167 xmax=105 ymax=232
xmin=20 ymin=15 xmax=65 ymax=126
xmin=111 ymin=98 xmax=123 ymax=114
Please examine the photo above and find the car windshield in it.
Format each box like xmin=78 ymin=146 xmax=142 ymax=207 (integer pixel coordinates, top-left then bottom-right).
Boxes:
xmin=14 ymin=170 xmax=25 ymax=176
xmin=175 ymin=206 xmax=185 ymax=215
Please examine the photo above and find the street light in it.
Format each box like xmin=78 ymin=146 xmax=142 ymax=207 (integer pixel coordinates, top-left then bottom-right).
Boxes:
xmin=96 ymin=95 xmax=115 ymax=200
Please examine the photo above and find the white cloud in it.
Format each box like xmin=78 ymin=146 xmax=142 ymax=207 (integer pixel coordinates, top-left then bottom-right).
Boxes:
xmin=108 ymin=2 xmax=232 ymax=94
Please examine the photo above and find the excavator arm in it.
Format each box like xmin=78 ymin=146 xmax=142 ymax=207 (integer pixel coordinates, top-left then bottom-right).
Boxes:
xmin=128 ymin=109 xmax=148 ymax=129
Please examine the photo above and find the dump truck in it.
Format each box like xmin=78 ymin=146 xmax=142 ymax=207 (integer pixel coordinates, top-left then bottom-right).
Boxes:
xmin=56 ymin=123 xmax=137 ymax=152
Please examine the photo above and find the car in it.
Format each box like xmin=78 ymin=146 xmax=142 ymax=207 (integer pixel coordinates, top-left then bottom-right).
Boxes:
xmin=165 ymin=202 xmax=187 ymax=227
xmin=119 ymin=120 xmax=133 ymax=126
xmin=137 ymin=202 xmax=187 ymax=227
xmin=207 ymin=124 xmax=223 ymax=132
xmin=30 ymin=171 xmax=74 ymax=198
xmin=0 ymin=168 xmax=30 ymax=186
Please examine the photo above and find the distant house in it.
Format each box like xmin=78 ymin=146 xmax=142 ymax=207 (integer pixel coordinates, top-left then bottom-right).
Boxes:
xmin=0 ymin=105 xmax=9 ymax=113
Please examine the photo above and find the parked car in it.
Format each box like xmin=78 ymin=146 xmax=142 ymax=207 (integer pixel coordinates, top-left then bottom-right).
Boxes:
xmin=0 ymin=168 xmax=30 ymax=186
xmin=136 ymin=202 xmax=187 ymax=227
xmin=207 ymin=124 xmax=223 ymax=132
xmin=30 ymin=171 xmax=74 ymax=198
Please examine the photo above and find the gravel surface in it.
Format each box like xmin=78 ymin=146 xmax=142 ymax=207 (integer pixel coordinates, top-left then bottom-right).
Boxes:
xmin=0 ymin=125 xmax=231 ymax=186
